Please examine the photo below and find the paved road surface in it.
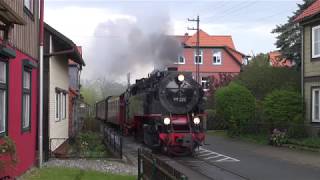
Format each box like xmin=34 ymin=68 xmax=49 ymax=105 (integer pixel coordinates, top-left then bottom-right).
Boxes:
xmin=122 ymin=135 xmax=320 ymax=180
xmin=201 ymin=134 xmax=320 ymax=180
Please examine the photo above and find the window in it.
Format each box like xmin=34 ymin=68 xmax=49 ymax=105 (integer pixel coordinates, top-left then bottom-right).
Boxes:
xmin=55 ymin=90 xmax=67 ymax=121
xmin=213 ymin=50 xmax=222 ymax=65
xmin=24 ymin=0 xmax=34 ymax=13
xmin=312 ymin=88 xmax=320 ymax=123
xmin=201 ymin=77 xmax=210 ymax=91
xmin=0 ymin=61 xmax=7 ymax=135
xmin=194 ymin=49 xmax=203 ymax=64
xmin=177 ymin=56 xmax=185 ymax=64
xmin=312 ymin=25 xmax=320 ymax=58
xmin=22 ymin=69 xmax=31 ymax=131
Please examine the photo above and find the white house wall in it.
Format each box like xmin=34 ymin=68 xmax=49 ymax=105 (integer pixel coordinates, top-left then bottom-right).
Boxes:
xmin=49 ymin=35 xmax=70 ymax=151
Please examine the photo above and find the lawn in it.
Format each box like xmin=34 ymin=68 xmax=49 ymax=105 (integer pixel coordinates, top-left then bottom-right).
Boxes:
xmin=23 ymin=167 xmax=136 ymax=180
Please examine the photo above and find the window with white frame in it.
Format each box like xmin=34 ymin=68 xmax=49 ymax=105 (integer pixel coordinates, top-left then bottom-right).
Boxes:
xmin=312 ymin=25 xmax=320 ymax=58
xmin=213 ymin=50 xmax=222 ymax=65
xmin=24 ymin=0 xmax=34 ymax=13
xmin=22 ymin=68 xmax=31 ymax=131
xmin=177 ymin=55 xmax=185 ymax=64
xmin=55 ymin=90 xmax=67 ymax=121
xmin=194 ymin=49 xmax=203 ymax=64
xmin=201 ymin=77 xmax=210 ymax=91
xmin=312 ymin=88 xmax=320 ymax=122
xmin=0 ymin=61 xmax=7 ymax=135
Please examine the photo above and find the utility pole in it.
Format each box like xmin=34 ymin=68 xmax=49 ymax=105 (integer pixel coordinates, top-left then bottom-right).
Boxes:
xmin=188 ymin=16 xmax=200 ymax=84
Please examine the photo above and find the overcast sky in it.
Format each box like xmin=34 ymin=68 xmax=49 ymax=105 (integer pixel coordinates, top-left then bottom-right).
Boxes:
xmin=44 ymin=0 xmax=303 ymax=81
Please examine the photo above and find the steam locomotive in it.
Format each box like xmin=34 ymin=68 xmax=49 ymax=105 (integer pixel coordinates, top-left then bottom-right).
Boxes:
xmin=96 ymin=68 xmax=206 ymax=155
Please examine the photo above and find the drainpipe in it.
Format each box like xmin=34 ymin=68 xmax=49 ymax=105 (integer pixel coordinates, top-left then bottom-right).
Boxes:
xmin=39 ymin=0 xmax=44 ymax=168
xmin=300 ymin=26 xmax=304 ymax=105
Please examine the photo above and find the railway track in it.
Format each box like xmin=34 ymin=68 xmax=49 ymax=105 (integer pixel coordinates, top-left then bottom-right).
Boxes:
xmin=123 ymin=137 xmax=249 ymax=180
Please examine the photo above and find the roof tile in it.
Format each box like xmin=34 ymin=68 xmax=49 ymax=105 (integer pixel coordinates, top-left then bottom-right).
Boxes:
xmin=295 ymin=0 xmax=320 ymax=22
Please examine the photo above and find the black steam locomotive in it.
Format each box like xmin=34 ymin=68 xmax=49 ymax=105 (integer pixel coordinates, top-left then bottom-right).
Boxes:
xmin=96 ymin=68 xmax=206 ymax=155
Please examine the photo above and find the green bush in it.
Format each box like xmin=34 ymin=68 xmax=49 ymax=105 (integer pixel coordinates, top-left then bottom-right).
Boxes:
xmin=263 ymin=90 xmax=303 ymax=130
xmin=235 ymin=54 xmax=300 ymax=100
xmin=76 ymin=132 xmax=106 ymax=156
xmin=215 ymin=82 xmax=256 ymax=136
xmin=205 ymin=109 xmax=227 ymax=130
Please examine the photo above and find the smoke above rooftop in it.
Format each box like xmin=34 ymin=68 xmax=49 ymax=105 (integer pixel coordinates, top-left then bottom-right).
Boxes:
xmin=87 ymin=12 xmax=182 ymax=82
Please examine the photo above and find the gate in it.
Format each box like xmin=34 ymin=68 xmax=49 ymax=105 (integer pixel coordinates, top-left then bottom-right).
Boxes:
xmin=138 ymin=149 xmax=188 ymax=180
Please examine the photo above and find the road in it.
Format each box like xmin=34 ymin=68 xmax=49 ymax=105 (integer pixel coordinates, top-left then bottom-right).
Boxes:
xmin=123 ymin=135 xmax=320 ymax=180
xmin=196 ymin=134 xmax=320 ymax=180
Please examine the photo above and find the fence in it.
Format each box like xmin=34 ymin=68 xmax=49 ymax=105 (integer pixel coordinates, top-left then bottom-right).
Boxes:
xmin=49 ymin=136 xmax=109 ymax=159
xmin=138 ymin=148 xmax=188 ymax=180
xmin=103 ymin=126 xmax=123 ymax=159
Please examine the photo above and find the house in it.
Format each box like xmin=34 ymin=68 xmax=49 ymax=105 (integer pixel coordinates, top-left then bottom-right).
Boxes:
xmin=0 ymin=0 xmax=39 ymax=177
xmin=42 ymin=23 xmax=85 ymax=160
xmin=174 ymin=30 xmax=246 ymax=92
xmin=268 ymin=51 xmax=295 ymax=67
xmin=295 ymin=0 xmax=320 ymax=135
xmin=68 ymin=47 xmax=85 ymax=138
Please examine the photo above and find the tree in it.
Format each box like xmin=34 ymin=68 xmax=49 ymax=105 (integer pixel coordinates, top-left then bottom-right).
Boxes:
xmin=236 ymin=54 xmax=301 ymax=100
xmin=272 ymin=0 xmax=315 ymax=68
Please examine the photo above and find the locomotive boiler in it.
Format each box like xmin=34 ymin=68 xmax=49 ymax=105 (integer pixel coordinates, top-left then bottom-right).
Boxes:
xmin=96 ymin=69 xmax=206 ymax=156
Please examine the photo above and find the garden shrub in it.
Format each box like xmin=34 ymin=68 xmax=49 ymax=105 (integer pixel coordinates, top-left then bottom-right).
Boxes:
xmin=215 ymin=82 xmax=256 ymax=136
xmin=205 ymin=109 xmax=227 ymax=130
xmin=263 ymin=90 xmax=303 ymax=135
xmin=76 ymin=132 xmax=106 ymax=156
xmin=269 ymin=128 xmax=288 ymax=146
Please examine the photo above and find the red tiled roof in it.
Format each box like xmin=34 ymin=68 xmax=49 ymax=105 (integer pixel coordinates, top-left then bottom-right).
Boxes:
xmin=295 ymin=0 xmax=320 ymax=22
xmin=268 ymin=51 xmax=295 ymax=67
xmin=177 ymin=30 xmax=236 ymax=49
xmin=175 ymin=30 xmax=244 ymax=64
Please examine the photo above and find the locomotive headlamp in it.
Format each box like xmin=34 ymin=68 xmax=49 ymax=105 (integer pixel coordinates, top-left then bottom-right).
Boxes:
xmin=177 ymin=74 xmax=185 ymax=82
xmin=193 ymin=117 xmax=201 ymax=125
xmin=164 ymin=117 xmax=171 ymax=125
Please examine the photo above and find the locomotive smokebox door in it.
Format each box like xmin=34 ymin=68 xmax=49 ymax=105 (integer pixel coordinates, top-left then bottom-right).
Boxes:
xmin=158 ymin=72 xmax=201 ymax=114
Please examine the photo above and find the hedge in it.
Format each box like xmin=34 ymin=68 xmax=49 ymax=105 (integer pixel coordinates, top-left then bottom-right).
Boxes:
xmin=262 ymin=90 xmax=305 ymax=138
xmin=215 ymin=82 xmax=256 ymax=136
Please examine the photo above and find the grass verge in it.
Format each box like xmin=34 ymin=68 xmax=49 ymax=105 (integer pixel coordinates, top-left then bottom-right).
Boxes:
xmin=23 ymin=167 xmax=136 ymax=180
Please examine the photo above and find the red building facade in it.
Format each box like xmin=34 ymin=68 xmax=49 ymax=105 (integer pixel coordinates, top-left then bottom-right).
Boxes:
xmin=175 ymin=30 xmax=246 ymax=93
xmin=0 ymin=0 xmax=39 ymax=177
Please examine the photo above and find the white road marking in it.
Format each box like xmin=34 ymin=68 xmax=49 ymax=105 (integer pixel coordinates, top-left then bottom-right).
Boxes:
xmin=216 ymin=157 xmax=240 ymax=162
xmin=196 ymin=147 xmax=240 ymax=162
